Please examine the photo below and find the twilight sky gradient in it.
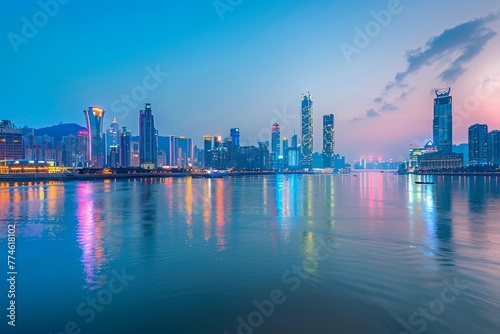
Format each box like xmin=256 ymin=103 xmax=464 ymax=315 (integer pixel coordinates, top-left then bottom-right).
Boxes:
xmin=1 ymin=0 xmax=500 ymax=161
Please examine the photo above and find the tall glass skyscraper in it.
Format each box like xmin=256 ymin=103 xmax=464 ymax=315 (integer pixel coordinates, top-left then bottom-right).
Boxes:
xmin=120 ymin=127 xmax=131 ymax=167
xmin=433 ymin=88 xmax=453 ymax=154
xmin=487 ymin=130 xmax=500 ymax=165
xmin=301 ymin=92 xmax=313 ymax=169
xmin=139 ymin=103 xmax=157 ymax=169
xmin=322 ymin=114 xmax=335 ymax=168
xmin=468 ymin=123 xmax=488 ymax=165
xmin=291 ymin=134 xmax=298 ymax=149
xmin=230 ymin=128 xmax=240 ymax=147
xmin=106 ymin=118 xmax=119 ymax=166
xmin=83 ymin=107 xmax=105 ymax=167
xmin=204 ymin=136 xmax=212 ymax=168
xmin=271 ymin=123 xmax=280 ymax=169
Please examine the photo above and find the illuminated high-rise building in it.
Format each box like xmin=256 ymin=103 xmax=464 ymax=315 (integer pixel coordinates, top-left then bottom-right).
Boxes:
xmin=76 ymin=130 xmax=89 ymax=167
xmin=120 ymin=127 xmax=131 ymax=167
xmin=468 ymin=123 xmax=488 ymax=165
xmin=139 ymin=103 xmax=157 ymax=169
xmin=109 ymin=146 xmax=119 ymax=167
xmin=487 ymin=130 xmax=500 ymax=165
xmin=0 ymin=120 xmax=22 ymax=160
xmin=271 ymin=123 xmax=281 ymax=169
xmin=204 ymin=136 xmax=212 ymax=168
xmin=282 ymin=137 xmax=289 ymax=168
xmin=106 ymin=118 xmax=120 ymax=166
xmin=83 ymin=107 xmax=105 ymax=167
xmin=230 ymin=128 xmax=240 ymax=147
xmin=322 ymin=114 xmax=335 ymax=168
xmin=301 ymin=92 xmax=313 ymax=169
xmin=433 ymin=88 xmax=453 ymax=154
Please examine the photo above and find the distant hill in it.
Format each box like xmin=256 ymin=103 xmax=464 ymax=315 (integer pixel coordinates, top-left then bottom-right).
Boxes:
xmin=34 ymin=123 xmax=86 ymax=142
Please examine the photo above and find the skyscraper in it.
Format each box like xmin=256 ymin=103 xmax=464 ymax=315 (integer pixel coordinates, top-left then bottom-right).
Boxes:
xmin=301 ymin=92 xmax=313 ymax=169
xmin=174 ymin=136 xmax=193 ymax=167
xmin=139 ymin=103 xmax=157 ymax=169
xmin=106 ymin=118 xmax=119 ymax=166
xmin=322 ymin=114 xmax=335 ymax=168
xmin=120 ymin=127 xmax=131 ymax=167
xmin=83 ymin=107 xmax=105 ymax=167
xmin=203 ymin=136 xmax=212 ymax=168
xmin=433 ymin=88 xmax=453 ymax=154
xmin=291 ymin=134 xmax=298 ymax=149
xmin=271 ymin=123 xmax=281 ymax=169
xmin=487 ymin=130 xmax=500 ymax=165
xmin=468 ymin=123 xmax=488 ymax=165
xmin=230 ymin=128 xmax=240 ymax=147
xmin=76 ymin=130 xmax=88 ymax=167
xmin=282 ymin=137 xmax=289 ymax=168
xmin=258 ymin=141 xmax=269 ymax=170
xmin=0 ymin=120 xmax=22 ymax=160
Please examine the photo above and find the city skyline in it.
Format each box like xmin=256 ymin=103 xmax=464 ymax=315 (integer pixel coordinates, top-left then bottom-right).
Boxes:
xmin=2 ymin=1 xmax=500 ymax=161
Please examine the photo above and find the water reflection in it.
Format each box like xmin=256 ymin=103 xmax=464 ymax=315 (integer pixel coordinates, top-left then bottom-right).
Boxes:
xmin=76 ymin=182 xmax=106 ymax=288
xmin=140 ymin=180 xmax=157 ymax=237
xmin=215 ymin=179 xmax=226 ymax=252
xmin=203 ymin=179 xmax=212 ymax=242
xmin=434 ymin=177 xmax=454 ymax=267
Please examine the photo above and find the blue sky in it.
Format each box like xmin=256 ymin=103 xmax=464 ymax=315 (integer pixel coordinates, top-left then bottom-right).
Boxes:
xmin=1 ymin=0 xmax=500 ymax=160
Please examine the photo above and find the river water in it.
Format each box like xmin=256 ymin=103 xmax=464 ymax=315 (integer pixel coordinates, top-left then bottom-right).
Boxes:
xmin=1 ymin=173 xmax=499 ymax=333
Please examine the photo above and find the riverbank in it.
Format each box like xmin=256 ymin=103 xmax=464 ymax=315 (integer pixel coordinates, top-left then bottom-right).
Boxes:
xmin=0 ymin=170 xmax=318 ymax=183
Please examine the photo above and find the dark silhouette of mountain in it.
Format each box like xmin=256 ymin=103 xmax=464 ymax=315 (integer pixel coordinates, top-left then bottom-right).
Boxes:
xmin=34 ymin=123 xmax=86 ymax=142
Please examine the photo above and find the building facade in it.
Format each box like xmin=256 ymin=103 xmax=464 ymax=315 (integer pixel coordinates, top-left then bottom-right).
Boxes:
xmin=0 ymin=120 xmax=22 ymax=160
xmin=487 ymin=130 xmax=500 ymax=165
xmin=433 ymin=88 xmax=453 ymax=154
xmin=106 ymin=118 xmax=120 ymax=166
xmin=418 ymin=152 xmax=463 ymax=170
xmin=83 ymin=107 xmax=105 ymax=167
xmin=204 ymin=136 xmax=212 ymax=168
xmin=120 ymin=127 xmax=131 ymax=167
xmin=468 ymin=123 xmax=488 ymax=165
xmin=301 ymin=92 xmax=313 ymax=169
xmin=139 ymin=103 xmax=158 ymax=169
xmin=322 ymin=114 xmax=335 ymax=168
xmin=271 ymin=123 xmax=281 ymax=170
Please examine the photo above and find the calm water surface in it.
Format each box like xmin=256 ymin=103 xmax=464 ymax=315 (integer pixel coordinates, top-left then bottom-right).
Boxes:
xmin=1 ymin=174 xmax=500 ymax=334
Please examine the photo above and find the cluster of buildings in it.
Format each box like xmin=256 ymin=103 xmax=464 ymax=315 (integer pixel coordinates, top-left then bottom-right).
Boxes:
xmin=1 ymin=93 xmax=348 ymax=172
xmin=3 ymin=86 xmax=498 ymax=175
xmin=199 ymin=92 xmax=344 ymax=171
xmin=407 ymin=87 xmax=500 ymax=172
